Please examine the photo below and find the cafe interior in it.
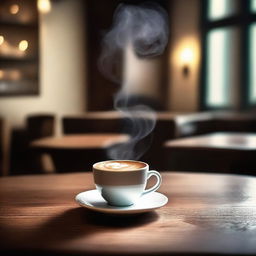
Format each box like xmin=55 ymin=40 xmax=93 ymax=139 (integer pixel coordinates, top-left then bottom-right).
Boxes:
xmin=1 ymin=0 xmax=256 ymax=255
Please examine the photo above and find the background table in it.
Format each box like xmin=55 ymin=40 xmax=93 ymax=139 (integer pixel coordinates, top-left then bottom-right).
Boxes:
xmin=1 ymin=172 xmax=256 ymax=255
xmin=31 ymin=134 xmax=130 ymax=172
xmin=164 ymin=132 xmax=256 ymax=174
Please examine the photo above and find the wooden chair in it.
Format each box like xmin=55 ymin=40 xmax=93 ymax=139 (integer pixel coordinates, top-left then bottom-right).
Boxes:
xmin=26 ymin=114 xmax=55 ymax=141
xmin=10 ymin=114 xmax=55 ymax=175
xmin=26 ymin=114 xmax=56 ymax=173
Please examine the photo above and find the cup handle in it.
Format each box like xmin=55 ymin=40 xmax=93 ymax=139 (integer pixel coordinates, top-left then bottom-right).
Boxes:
xmin=142 ymin=170 xmax=162 ymax=196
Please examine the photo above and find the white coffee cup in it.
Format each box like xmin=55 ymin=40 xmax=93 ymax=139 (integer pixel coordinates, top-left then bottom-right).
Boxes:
xmin=93 ymin=160 xmax=162 ymax=206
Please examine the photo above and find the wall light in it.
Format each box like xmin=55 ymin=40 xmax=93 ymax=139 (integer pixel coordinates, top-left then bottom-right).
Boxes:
xmin=37 ymin=0 xmax=51 ymax=14
xmin=0 ymin=35 xmax=4 ymax=46
xmin=19 ymin=40 xmax=28 ymax=52
xmin=180 ymin=47 xmax=193 ymax=77
xmin=10 ymin=4 xmax=19 ymax=15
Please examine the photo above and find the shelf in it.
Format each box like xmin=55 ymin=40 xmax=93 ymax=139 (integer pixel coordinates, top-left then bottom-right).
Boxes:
xmin=0 ymin=0 xmax=39 ymax=96
xmin=0 ymin=57 xmax=38 ymax=63
xmin=0 ymin=79 xmax=39 ymax=96
xmin=0 ymin=21 xmax=38 ymax=28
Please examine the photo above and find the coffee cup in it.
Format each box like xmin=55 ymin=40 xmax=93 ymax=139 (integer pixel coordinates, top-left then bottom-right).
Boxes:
xmin=93 ymin=160 xmax=162 ymax=206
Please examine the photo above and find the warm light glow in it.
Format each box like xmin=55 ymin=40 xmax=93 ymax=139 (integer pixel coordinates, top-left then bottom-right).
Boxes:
xmin=172 ymin=37 xmax=200 ymax=69
xmin=37 ymin=0 xmax=51 ymax=13
xmin=0 ymin=69 xmax=21 ymax=80
xmin=0 ymin=35 xmax=4 ymax=45
xmin=10 ymin=4 xmax=19 ymax=15
xmin=10 ymin=70 xmax=21 ymax=80
xmin=181 ymin=47 xmax=193 ymax=64
xmin=19 ymin=40 xmax=28 ymax=51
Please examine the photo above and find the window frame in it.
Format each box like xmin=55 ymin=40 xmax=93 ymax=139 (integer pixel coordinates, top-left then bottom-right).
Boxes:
xmin=200 ymin=0 xmax=256 ymax=110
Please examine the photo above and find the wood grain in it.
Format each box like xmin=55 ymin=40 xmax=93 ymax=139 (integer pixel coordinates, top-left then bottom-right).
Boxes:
xmin=30 ymin=134 xmax=130 ymax=172
xmin=1 ymin=172 xmax=256 ymax=255
xmin=31 ymin=134 xmax=130 ymax=150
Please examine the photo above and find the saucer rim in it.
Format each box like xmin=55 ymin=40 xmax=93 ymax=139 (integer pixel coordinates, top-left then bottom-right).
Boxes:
xmin=75 ymin=189 xmax=168 ymax=215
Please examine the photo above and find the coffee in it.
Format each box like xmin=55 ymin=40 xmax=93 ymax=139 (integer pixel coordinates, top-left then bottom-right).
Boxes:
xmin=94 ymin=160 xmax=146 ymax=172
xmin=93 ymin=160 xmax=162 ymax=206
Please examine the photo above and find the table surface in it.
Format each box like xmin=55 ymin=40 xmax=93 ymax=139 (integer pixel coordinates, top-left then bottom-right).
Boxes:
xmin=63 ymin=111 xmax=182 ymax=120
xmin=1 ymin=172 xmax=256 ymax=255
xmin=30 ymin=134 xmax=130 ymax=149
xmin=165 ymin=132 xmax=256 ymax=151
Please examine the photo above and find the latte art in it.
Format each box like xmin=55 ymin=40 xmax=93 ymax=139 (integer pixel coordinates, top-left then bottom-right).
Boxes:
xmin=94 ymin=160 xmax=146 ymax=171
xmin=104 ymin=162 xmax=129 ymax=169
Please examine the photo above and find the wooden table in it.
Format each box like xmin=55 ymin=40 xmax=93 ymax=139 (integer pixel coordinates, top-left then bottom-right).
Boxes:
xmin=62 ymin=112 xmax=178 ymax=170
xmin=164 ymin=132 xmax=256 ymax=174
xmin=1 ymin=172 xmax=256 ymax=255
xmin=31 ymin=134 xmax=130 ymax=172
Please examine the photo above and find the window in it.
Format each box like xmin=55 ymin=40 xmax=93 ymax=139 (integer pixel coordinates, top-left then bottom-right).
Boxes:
xmin=206 ymin=27 xmax=240 ymax=107
xmin=208 ymin=0 xmax=239 ymax=20
xmin=252 ymin=0 xmax=256 ymax=12
xmin=201 ymin=0 xmax=256 ymax=110
xmin=249 ymin=23 xmax=256 ymax=104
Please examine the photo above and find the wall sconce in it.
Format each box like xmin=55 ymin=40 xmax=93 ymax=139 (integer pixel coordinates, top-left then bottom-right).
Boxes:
xmin=0 ymin=36 xmax=4 ymax=46
xmin=37 ymin=0 xmax=52 ymax=14
xmin=180 ymin=47 xmax=193 ymax=77
xmin=10 ymin=4 xmax=20 ymax=15
xmin=19 ymin=40 xmax=28 ymax=52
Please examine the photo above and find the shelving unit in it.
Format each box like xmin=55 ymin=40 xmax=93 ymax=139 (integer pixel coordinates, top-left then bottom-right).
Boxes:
xmin=0 ymin=0 xmax=39 ymax=96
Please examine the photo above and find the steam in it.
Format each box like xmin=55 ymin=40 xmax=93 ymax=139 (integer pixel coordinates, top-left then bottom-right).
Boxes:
xmin=109 ymin=91 xmax=157 ymax=160
xmin=99 ymin=2 xmax=169 ymax=160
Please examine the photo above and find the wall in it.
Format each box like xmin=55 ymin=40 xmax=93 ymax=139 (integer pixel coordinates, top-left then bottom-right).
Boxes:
xmin=0 ymin=0 xmax=86 ymax=132
xmin=123 ymin=43 xmax=163 ymax=100
xmin=168 ymin=0 xmax=201 ymax=112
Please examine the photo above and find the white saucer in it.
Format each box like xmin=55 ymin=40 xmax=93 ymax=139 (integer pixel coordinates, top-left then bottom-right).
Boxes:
xmin=75 ymin=190 xmax=168 ymax=215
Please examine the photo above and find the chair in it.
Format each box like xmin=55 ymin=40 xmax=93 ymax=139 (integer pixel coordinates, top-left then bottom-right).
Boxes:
xmin=10 ymin=114 xmax=55 ymax=175
xmin=26 ymin=114 xmax=56 ymax=173
xmin=63 ymin=112 xmax=123 ymax=134
xmin=26 ymin=114 xmax=55 ymax=141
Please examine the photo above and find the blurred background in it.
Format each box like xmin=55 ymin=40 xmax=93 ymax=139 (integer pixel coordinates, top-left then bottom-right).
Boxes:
xmin=1 ymin=0 xmax=256 ymax=176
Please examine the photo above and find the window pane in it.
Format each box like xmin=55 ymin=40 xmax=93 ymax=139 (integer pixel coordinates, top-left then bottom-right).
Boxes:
xmin=251 ymin=0 xmax=256 ymax=12
xmin=208 ymin=0 xmax=239 ymax=21
xmin=206 ymin=27 xmax=240 ymax=108
xmin=249 ymin=24 xmax=256 ymax=104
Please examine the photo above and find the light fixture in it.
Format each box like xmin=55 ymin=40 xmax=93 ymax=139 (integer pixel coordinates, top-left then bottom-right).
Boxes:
xmin=180 ymin=47 xmax=193 ymax=77
xmin=0 ymin=70 xmax=4 ymax=79
xmin=10 ymin=4 xmax=19 ymax=15
xmin=37 ymin=0 xmax=51 ymax=14
xmin=0 ymin=35 xmax=4 ymax=45
xmin=19 ymin=40 xmax=28 ymax=51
